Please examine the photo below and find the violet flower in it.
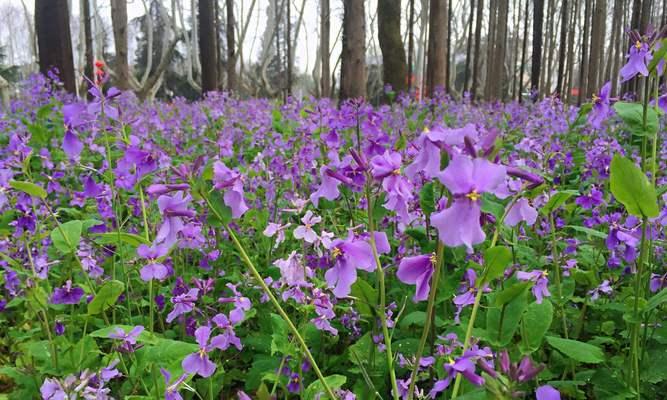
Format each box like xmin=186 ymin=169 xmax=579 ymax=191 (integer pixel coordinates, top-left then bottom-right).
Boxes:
xmin=431 ymin=155 xmax=507 ymax=252
xmin=182 ymin=326 xmax=227 ymax=377
xmin=505 ymin=198 xmax=538 ymax=227
xmin=588 ymin=82 xmax=613 ymax=129
xmin=620 ymin=40 xmax=652 ymax=82
xmin=371 ymin=150 xmax=414 ymax=223
xmin=51 ymin=280 xmax=84 ymax=305
xmin=166 ymin=288 xmax=199 ymax=323
xmin=109 ymin=325 xmax=144 ymax=352
xmin=161 ymin=368 xmax=188 ymax=400
xmin=156 ymin=192 xmax=195 ymax=247
xmin=324 ymin=236 xmax=375 ymax=298
xmin=396 ymin=254 xmax=436 ymax=302
xmin=212 ymin=161 xmax=249 ymax=218
xmin=263 ymin=222 xmax=291 ymax=246
xmin=310 ymin=166 xmax=343 ymax=207
xmin=650 ymin=273 xmax=666 ymax=293
xmin=211 ymin=313 xmax=243 ymax=350
xmin=136 ymin=243 xmax=169 ymax=282
xmin=536 ymin=385 xmax=561 ymax=400
xmin=516 ymin=270 xmax=551 ymax=304
xmin=588 ymin=280 xmax=613 ymax=301
xmin=429 ymin=356 xmax=485 ymax=398
xmin=293 ymin=211 xmax=321 ymax=243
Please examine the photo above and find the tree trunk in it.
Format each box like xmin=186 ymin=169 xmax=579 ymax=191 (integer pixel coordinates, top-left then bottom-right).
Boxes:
xmin=464 ymin=0 xmax=475 ymax=93
xmin=111 ymin=0 xmax=131 ymax=90
xmin=518 ymin=0 xmax=529 ymax=102
xmin=199 ymin=0 xmax=218 ymax=93
xmin=226 ymin=0 xmax=237 ymax=92
xmin=407 ymin=0 xmax=415 ymax=92
xmin=445 ymin=0 xmax=452 ymax=92
xmin=587 ymin=0 xmax=605 ymax=97
xmin=340 ymin=0 xmax=366 ymax=100
xmin=484 ymin=1 xmax=498 ymax=99
xmin=578 ymin=0 xmax=591 ymax=104
xmin=35 ymin=0 xmax=76 ymax=93
xmin=378 ymin=0 xmax=408 ymax=96
xmin=511 ymin=0 xmax=521 ymax=100
xmin=286 ymin=0 xmax=292 ymax=97
xmin=320 ymin=0 xmax=331 ymax=97
xmin=492 ymin=1 xmax=508 ymax=100
xmin=426 ymin=0 xmax=447 ymax=97
xmin=471 ymin=0 xmax=484 ymax=101
xmin=530 ymin=0 xmax=544 ymax=100
xmin=82 ymin=0 xmax=94 ymax=86
xmin=556 ymin=0 xmax=568 ymax=96
xmin=564 ymin=0 xmax=577 ymax=102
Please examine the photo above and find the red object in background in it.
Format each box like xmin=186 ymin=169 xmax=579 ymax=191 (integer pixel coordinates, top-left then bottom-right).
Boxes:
xmin=94 ymin=60 xmax=106 ymax=85
xmin=570 ymin=87 xmax=580 ymax=97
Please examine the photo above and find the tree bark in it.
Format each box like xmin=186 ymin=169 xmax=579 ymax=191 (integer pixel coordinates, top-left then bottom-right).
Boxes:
xmin=556 ymin=0 xmax=569 ymax=96
xmin=82 ymin=0 xmax=94 ymax=86
xmin=484 ymin=0 xmax=498 ymax=99
xmin=464 ymin=0 xmax=475 ymax=93
xmin=564 ymin=0 xmax=577 ymax=102
xmin=378 ymin=0 xmax=408 ymax=96
xmin=579 ymin=0 xmax=591 ymax=104
xmin=111 ymin=0 xmax=131 ymax=90
xmin=426 ymin=0 xmax=447 ymax=97
xmin=530 ymin=0 xmax=544 ymax=100
xmin=445 ymin=0 xmax=452 ymax=92
xmin=471 ymin=0 xmax=484 ymax=101
xmin=407 ymin=0 xmax=415 ymax=92
xmin=518 ymin=0 xmax=529 ymax=102
xmin=492 ymin=1 xmax=508 ymax=100
xmin=320 ymin=0 xmax=331 ymax=98
xmin=35 ymin=0 xmax=76 ymax=93
xmin=199 ymin=0 xmax=218 ymax=93
xmin=286 ymin=0 xmax=292 ymax=97
xmin=340 ymin=0 xmax=366 ymax=100
xmin=587 ymin=0 xmax=606 ymax=97
xmin=226 ymin=0 xmax=237 ymax=92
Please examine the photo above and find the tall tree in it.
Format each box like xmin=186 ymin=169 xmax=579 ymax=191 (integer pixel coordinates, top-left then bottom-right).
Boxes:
xmin=587 ymin=0 xmax=606 ymax=97
xmin=556 ymin=0 xmax=568 ymax=96
xmin=579 ymin=0 xmax=592 ymax=104
xmin=111 ymin=0 xmax=131 ymax=90
xmin=530 ymin=0 xmax=544 ymax=99
xmin=198 ymin=0 xmax=218 ymax=93
xmin=286 ymin=0 xmax=292 ymax=96
xmin=471 ymin=0 xmax=484 ymax=100
xmin=518 ymin=0 xmax=529 ymax=102
xmin=426 ymin=0 xmax=448 ymax=97
xmin=492 ymin=1 xmax=509 ymax=100
xmin=484 ymin=1 xmax=498 ymax=99
xmin=320 ymin=0 xmax=330 ymax=97
xmin=35 ymin=0 xmax=76 ymax=93
xmin=82 ymin=0 xmax=94 ymax=85
xmin=340 ymin=0 xmax=366 ymax=100
xmin=226 ymin=0 xmax=237 ymax=91
xmin=407 ymin=0 xmax=415 ymax=91
xmin=378 ymin=0 xmax=407 ymax=96
xmin=464 ymin=0 xmax=475 ymax=93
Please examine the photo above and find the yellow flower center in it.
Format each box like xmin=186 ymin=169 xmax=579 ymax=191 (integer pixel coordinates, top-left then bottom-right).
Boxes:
xmin=448 ymin=357 xmax=456 ymax=365
xmin=393 ymin=168 xmax=401 ymax=175
xmin=331 ymin=247 xmax=342 ymax=258
xmin=423 ymin=126 xmax=430 ymax=133
xmin=429 ymin=253 xmax=438 ymax=265
xmin=592 ymin=93 xmax=600 ymax=104
xmin=466 ymin=190 xmax=481 ymax=202
xmin=198 ymin=348 xmax=207 ymax=358
xmin=635 ymin=40 xmax=642 ymax=50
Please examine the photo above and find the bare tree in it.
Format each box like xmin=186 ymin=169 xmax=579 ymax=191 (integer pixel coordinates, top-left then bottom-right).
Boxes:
xmin=36 ymin=0 xmax=76 ymax=93
xmin=518 ymin=0 xmax=529 ymax=102
xmin=226 ymin=0 xmax=237 ymax=91
xmin=199 ymin=0 xmax=218 ymax=93
xmin=471 ymin=0 xmax=483 ymax=100
xmin=464 ymin=0 xmax=475 ymax=93
xmin=320 ymin=0 xmax=331 ymax=97
xmin=530 ymin=0 xmax=544 ymax=99
xmin=378 ymin=0 xmax=407 ymax=96
xmin=110 ymin=0 xmax=132 ymax=90
xmin=556 ymin=0 xmax=568 ymax=96
xmin=587 ymin=0 xmax=606 ymax=97
xmin=340 ymin=0 xmax=366 ymax=100
xmin=426 ymin=0 xmax=447 ymax=97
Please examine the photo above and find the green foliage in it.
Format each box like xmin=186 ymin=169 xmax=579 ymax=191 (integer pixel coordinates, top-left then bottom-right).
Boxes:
xmin=610 ymin=155 xmax=659 ymax=218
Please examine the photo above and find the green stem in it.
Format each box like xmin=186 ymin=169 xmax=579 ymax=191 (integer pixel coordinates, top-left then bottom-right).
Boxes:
xmin=549 ymin=213 xmax=569 ymax=340
xmin=365 ymin=184 xmax=400 ymax=400
xmin=201 ymin=193 xmax=337 ymax=399
xmin=405 ymin=242 xmax=444 ymax=400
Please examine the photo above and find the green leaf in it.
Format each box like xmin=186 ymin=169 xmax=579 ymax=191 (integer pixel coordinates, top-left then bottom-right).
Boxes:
xmin=206 ymin=191 xmax=233 ymax=226
xmin=270 ymin=314 xmax=291 ymax=356
xmin=9 ymin=180 xmax=47 ymax=199
xmin=50 ymin=220 xmax=83 ymax=254
xmin=520 ymin=300 xmax=553 ymax=353
xmin=399 ymin=311 xmax=446 ymax=329
xmin=304 ymin=375 xmax=346 ymax=399
xmin=350 ymin=279 xmax=377 ymax=318
xmin=93 ymin=232 xmax=151 ymax=247
xmin=545 ymin=336 xmax=604 ymax=363
xmin=613 ymin=102 xmax=659 ymax=137
xmin=482 ymin=246 xmax=512 ymax=283
xmin=610 ymin=155 xmax=659 ymax=218
xmin=419 ymin=182 xmax=436 ymax=215
xmin=87 ymin=280 xmax=124 ymax=315
xmin=648 ymin=39 xmax=667 ymax=73
xmin=565 ymin=225 xmax=608 ymax=239
xmin=486 ymin=290 xmax=528 ymax=346
xmin=645 ymin=288 xmax=667 ymax=314
xmin=494 ymin=282 xmax=531 ymax=306
xmin=481 ymin=194 xmax=505 ymax=219
xmin=541 ymin=190 xmax=578 ymax=214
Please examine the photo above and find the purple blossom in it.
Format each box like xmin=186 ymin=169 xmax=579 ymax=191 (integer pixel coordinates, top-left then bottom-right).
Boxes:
xmin=324 ymin=236 xmax=375 ymax=298
xmin=161 ymin=368 xmax=188 ymax=400
xmin=588 ymin=82 xmax=613 ymax=129
xmin=536 ymin=385 xmax=561 ymax=400
xmin=51 ymin=280 xmax=84 ymax=305
xmin=212 ymin=161 xmax=249 ymax=218
xmin=588 ymin=280 xmax=613 ymax=301
xmin=517 ymin=270 xmax=551 ymax=304
xmin=166 ymin=288 xmax=199 ymax=323
xmin=109 ymin=325 xmax=144 ymax=352
xmin=396 ymin=254 xmax=436 ymax=302
xmin=293 ymin=211 xmax=321 ymax=243
xmin=182 ymin=326 xmax=227 ymax=377
xmin=431 ymin=155 xmax=506 ymax=251
xmin=371 ymin=151 xmax=414 ymax=223
xmin=136 ymin=243 xmax=169 ymax=281
xmin=620 ymin=40 xmax=652 ymax=82
xmin=211 ymin=313 xmax=243 ymax=350
xmin=263 ymin=222 xmax=291 ymax=246
xmin=429 ymin=356 xmax=485 ymax=398
xmin=156 ymin=192 xmax=195 ymax=247
xmin=650 ymin=273 xmax=666 ymax=293
xmin=505 ymin=198 xmax=538 ymax=227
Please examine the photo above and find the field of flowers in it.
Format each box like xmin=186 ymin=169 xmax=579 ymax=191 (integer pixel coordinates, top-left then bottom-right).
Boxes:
xmin=0 ymin=50 xmax=666 ymax=399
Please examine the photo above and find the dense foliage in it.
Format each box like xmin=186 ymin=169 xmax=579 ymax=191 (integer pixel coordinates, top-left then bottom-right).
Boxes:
xmin=0 ymin=37 xmax=666 ymax=400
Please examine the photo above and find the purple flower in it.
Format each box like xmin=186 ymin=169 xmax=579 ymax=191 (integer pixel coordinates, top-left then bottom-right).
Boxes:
xmin=51 ymin=280 xmax=84 ymax=305
xmin=63 ymin=129 xmax=84 ymax=159
xmin=109 ymin=325 xmax=144 ymax=352
xmin=324 ymin=236 xmax=375 ymax=297
xmin=286 ymin=373 xmax=301 ymax=393
xmin=274 ymin=251 xmax=309 ymax=287
xmin=161 ymin=368 xmax=188 ymax=400
xmin=620 ymin=40 xmax=652 ymax=82
xmin=40 ymin=378 xmax=67 ymax=400
xmin=156 ymin=192 xmax=195 ymax=247
xmin=213 ymin=161 xmax=249 ymax=218
xmin=54 ymin=320 xmax=65 ymax=336
xmin=166 ymin=288 xmax=199 ymax=323
xmin=211 ymin=313 xmax=243 ymax=350
xmin=293 ymin=211 xmax=321 ymax=243
xmin=429 ymin=356 xmax=485 ymax=398
xmin=453 ymin=269 xmax=480 ymax=323
xmin=263 ymin=222 xmax=291 ymax=246
xmin=396 ymin=254 xmax=436 ymax=302
xmin=588 ymin=280 xmax=613 ymax=301
xmin=137 ymin=243 xmax=169 ymax=281
xmin=182 ymin=326 xmax=226 ymax=377
xmin=310 ymin=166 xmax=343 ymax=207
xmin=371 ymin=151 xmax=414 ymax=223
xmin=650 ymin=273 xmax=666 ymax=293
xmin=536 ymin=385 xmax=561 ymax=400
xmin=588 ymin=82 xmax=612 ymax=129
xmin=431 ymin=155 xmax=506 ymax=252
xmin=505 ymin=198 xmax=538 ymax=227
xmin=517 ymin=270 xmax=551 ymax=304
xmin=146 ymin=183 xmax=191 ymax=197
xmin=219 ymin=283 xmax=252 ymax=324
